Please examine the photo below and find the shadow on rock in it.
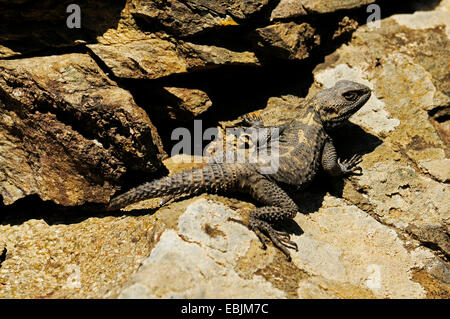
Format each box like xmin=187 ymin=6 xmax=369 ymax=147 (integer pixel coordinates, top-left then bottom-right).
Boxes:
xmin=0 ymin=194 xmax=156 ymax=227
xmin=0 ymin=0 xmax=127 ymax=58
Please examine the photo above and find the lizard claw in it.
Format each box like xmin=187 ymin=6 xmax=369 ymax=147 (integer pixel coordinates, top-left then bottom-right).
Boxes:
xmin=250 ymin=221 xmax=297 ymax=261
xmin=338 ymin=154 xmax=363 ymax=176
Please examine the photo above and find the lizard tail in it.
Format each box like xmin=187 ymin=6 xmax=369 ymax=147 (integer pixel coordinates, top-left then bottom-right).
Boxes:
xmin=106 ymin=163 xmax=247 ymax=211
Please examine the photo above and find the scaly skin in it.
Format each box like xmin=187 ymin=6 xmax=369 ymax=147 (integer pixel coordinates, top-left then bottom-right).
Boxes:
xmin=107 ymin=80 xmax=371 ymax=260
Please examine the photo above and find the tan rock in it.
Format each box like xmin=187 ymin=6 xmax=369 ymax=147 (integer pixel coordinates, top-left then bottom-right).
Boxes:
xmin=0 ymin=214 xmax=157 ymax=298
xmin=0 ymin=53 xmax=165 ymax=206
xmin=88 ymin=38 xmax=189 ymax=80
xmin=271 ymin=0 xmax=375 ymax=20
xmin=418 ymin=158 xmax=450 ymax=182
xmin=88 ymin=38 xmax=260 ymax=80
xmin=163 ymin=87 xmax=213 ymax=119
xmin=253 ymin=22 xmax=320 ymax=60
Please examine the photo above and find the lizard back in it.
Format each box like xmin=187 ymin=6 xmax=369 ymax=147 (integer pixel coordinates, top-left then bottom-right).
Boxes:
xmin=266 ymin=105 xmax=327 ymax=187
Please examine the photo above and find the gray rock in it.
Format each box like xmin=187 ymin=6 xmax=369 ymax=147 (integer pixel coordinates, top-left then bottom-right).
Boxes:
xmin=118 ymin=199 xmax=286 ymax=298
xmin=132 ymin=0 xmax=270 ymax=37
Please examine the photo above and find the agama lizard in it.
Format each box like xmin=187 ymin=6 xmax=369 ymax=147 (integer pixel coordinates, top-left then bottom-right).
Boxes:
xmin=107 ymin=80 xmax=371 ymax=260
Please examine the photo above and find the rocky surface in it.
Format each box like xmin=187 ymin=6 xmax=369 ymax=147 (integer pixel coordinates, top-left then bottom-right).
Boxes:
xmin=0 ymin=53 xmax=165 ymax=206
xmin=253 ymin=22 xmax=320 ymax=60
xmin=0 ymin=0 xmax=449 ymax=299
xmin=270 ymin=0 xmax=376 ymax=20
xmin=88 ymin=38 xmax=260 ymax=80
xmin=162 ymin=87 xmax=213 ymax=119
xmin=131 ymin=0 xmax=270 ymax=37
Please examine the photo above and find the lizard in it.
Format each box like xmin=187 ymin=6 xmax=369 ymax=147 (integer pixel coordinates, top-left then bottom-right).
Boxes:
xmin=107 ymin=80 xmax=371 ymax=260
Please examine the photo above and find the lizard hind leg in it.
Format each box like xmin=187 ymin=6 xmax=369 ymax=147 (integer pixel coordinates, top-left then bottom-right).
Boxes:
xmin=244 ymin=176 xmax=299 ymax=260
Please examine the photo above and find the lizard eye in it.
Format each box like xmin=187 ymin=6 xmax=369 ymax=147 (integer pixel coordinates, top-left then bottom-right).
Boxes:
xmin=343 ymin=91 xmax=359 ymax=101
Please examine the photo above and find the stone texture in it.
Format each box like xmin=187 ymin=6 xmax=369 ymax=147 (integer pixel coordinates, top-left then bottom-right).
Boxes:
xmin=253 ymin=22 xmax=320 ymax=60
xmin=270 ymin=0 xmax=375 ymax=20
xmin=118 ymin=199 xmax=286 ymax=298
xmin=132 ymin=0 xmax=269 ymax=37
xmin=270 ymin=0 xmax=307 ymax=20
xmin=0 ymin=213 xmax=157 ymax=298
xmin=292 ymin=197 xmax=436 ymax=298
xmin=112 ymin=193 xmax=448 ymax=299
xmin=418 ymin=158 xmax=450 ymax=182
xmin=163 ymin=87 xmax=213 ymax=119
xmin=88 ymin=37 xmax=260 ymax=80
xmin=0 ymin=53 xmax=165 ymax=206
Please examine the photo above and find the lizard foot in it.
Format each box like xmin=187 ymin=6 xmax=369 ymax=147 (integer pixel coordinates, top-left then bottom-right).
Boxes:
xmin=338 ymin=154 xmax=363 ymax=176
xmin=250 ymin=220 xmax=297 ymax=261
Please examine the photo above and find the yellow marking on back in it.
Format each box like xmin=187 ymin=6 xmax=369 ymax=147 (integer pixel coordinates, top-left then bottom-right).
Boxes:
xmin=300 ymin=110 xmax=315 ymax=125
xmin=297 ymin=129 xmax=306 ymax=144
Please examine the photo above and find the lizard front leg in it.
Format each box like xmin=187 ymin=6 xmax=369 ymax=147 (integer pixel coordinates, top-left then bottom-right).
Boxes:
xmin=242 ymin=174 xmax=299 ymax=261
xmin=321 ymin=138 xmax=362 ymax=177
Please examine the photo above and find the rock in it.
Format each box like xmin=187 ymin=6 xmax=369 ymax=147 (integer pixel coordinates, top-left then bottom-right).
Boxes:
xmin=182 ymin=42 xmax=260 ymax=69
xmin=292 ymin=197 xmax=436 ymax=298
xmin=88 ymin=37 xmax=260 ymax=80
xmin=252 ymin=22 xmax=320 ymax=60
xmin=88 ymin=37 xmax=189 ymax=80
xmin=118 ymin=199 xmax=286 ymax=298
xmin=332 ymin=16 xmax=359 ymax=39
xmin=0 ymin=212 xmax=158 ymax=298
xmin=112 ymin=193 xmax=448 ymax=299
xmin=270 ymin=0 xmax=376 ymax=20
xmin=132 ymin=0 xmax=270 ymax=37
xmin=163 ymin=87 xmax=213 ymax=119
xmin=270 ymin=0 xmax=308 ymax=20
xmin=0 ymin=53 xmax=165 ymax=206
xmin=418 ymin=158 xmax=450 ymax=182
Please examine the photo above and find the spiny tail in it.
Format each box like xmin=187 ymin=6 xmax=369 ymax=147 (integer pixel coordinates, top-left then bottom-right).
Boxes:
xmin=106 ymin=163 xmax=249 ymax=211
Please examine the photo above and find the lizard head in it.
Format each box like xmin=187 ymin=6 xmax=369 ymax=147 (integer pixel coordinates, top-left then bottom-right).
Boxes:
xmin=312 ymin=80 xmax=371 ymax=130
